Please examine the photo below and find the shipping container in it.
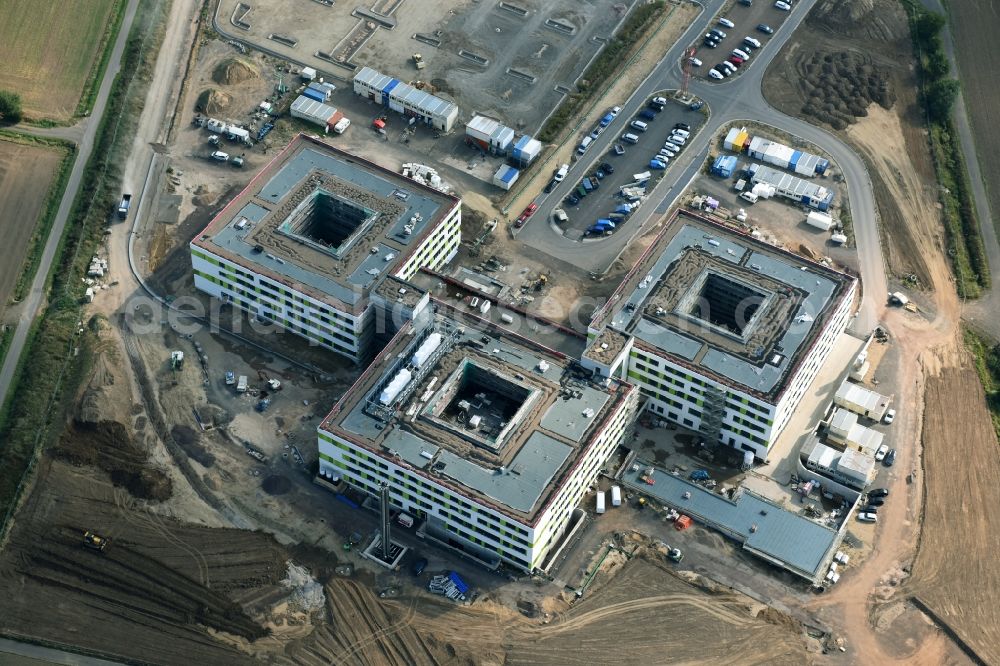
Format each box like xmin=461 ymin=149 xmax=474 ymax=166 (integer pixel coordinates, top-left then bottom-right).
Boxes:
xmin=301 ymin=87 xmax=326 ymax=103
xmin=806 ymin=211 xmax=834 ymax=231
xmin=466 ymin=115 xmax=515 ymax=155
xmin=290 ymin=95 xmax=337 ymax=127
xmin=493 ymin=165 xmax=519 ymax=190
xmin=511 ymin=134 xmax=541 ymax=165
xmin=596 ymin=491 xmax=606 ymax=514
xmin=611 ymin=486 xmax=622 ymax=507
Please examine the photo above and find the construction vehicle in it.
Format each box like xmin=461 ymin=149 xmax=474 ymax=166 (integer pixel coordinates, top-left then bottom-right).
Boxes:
xmin=225 ymin=371 xmax=235 ymax=385
xmin=667 ymin=547 xmax=684 ymax=563
xmin=522 ymin=274 xmax=547 ymax=292
xmin=637 ymin=497 xmax=647 ymax=510
xmin=170 ymin=350 xmax=184 ymax=370
xmin=83 ymin=530 xmax=110 ymax=551
xmin=412 ymin=53 xmax=426 ymax=70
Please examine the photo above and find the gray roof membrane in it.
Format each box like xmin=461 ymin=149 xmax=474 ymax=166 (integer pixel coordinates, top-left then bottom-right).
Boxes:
xmin=612 ymin=223 xmax=840 ymax=394
xmin=437 ymin=432 xmax=572 ymax=513
xmin=206 ymin=145 xmax=450 ymax=305
xmin=621 ymin=462 xmax=837 ymax=578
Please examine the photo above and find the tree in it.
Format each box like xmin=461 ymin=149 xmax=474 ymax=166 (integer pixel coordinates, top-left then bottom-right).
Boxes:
xmin=924 ymin=50 xmax=951 ymax=81
xmin=925 ymin=78 xmax=960 ymax=123
xmin=0 ymin=90 xmax=22 ymax=124
xmin=915 ymin=10 xmax=946 ymax=44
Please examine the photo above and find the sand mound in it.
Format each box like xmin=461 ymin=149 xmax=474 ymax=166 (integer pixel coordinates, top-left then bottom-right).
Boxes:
xmin=212 ymin=57 xmax=258 ymax=85
xmin=197 ymin=88 xmax=232 ymax=115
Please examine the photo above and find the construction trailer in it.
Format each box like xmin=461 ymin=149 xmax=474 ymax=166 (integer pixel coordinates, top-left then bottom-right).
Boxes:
xmin=353 ymin=66 xmax=458 ymax=131
xmin=466 ymin=115 xmax=515 ymax=155
xmin=747 ymin=164 xmax=834 ymax=211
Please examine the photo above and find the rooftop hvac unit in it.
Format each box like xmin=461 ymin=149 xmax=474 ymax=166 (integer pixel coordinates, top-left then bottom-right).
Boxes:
xmin=379 ymin=368 xmax=412 ymax=405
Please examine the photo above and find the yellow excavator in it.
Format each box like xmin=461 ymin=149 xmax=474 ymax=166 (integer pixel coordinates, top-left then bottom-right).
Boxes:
xmin=83 ymin=530 xmax=110 ymax=552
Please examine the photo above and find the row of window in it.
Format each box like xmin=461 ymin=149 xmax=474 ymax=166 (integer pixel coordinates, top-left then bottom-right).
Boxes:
xmin=320 ymin=435 xmax=532 ymax=541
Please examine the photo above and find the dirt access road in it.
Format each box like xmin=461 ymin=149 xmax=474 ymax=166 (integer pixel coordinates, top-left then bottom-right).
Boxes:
xmin=765 ymin=1 xmax=996 ymax=663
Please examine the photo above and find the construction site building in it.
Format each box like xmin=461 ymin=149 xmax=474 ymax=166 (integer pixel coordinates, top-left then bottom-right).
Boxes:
xmin=747 ymin=164 xmax=834 ymax=211
xmin=353 ymin=67 xmax=459 ymax=132
xmin=190 ymin=134 xmax=461 ymax=363
xmin=318 ymin=311 xmax=639 ymax=572
xmin=465 ymin=115 xmax=515 ymax=155
xmin=583 ymin=210 xmax=856 ymax=461
xmin=833 ymin=379 xmax=891 ymax=421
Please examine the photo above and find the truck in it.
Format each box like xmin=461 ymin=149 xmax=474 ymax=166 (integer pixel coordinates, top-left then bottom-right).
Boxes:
xmin=332 ymin=116 xmax=351 ymax=134
xmin=236 ymin=375 xmax=248 ymax=393
xmin=595 ymin=491 xmax=606 ymax=514
xmin=225 ymin=371 xmax=235 ymax=385
xmin=117 ymin=194 xmax=132 ymax=219
xmin=611 ymin=485 xmax=622 ymax=507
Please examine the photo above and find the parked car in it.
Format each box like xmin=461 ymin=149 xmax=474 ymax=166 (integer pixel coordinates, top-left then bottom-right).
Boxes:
xmin=639 ymin=108 xmax=658 ymax=120
xmin=672 ymin=128 xmax=690 ymax=138
xmin=649 ymin=96 xmax=667 ymax=110
xmin=630 ymin=120 xmax=649 ymax=132
xmin=710 ymin=28 xmax=727 ymax=39
xmin=744 ymin=36 xmax=762 ymax=48
xmin=565 ymin=193 xmax=580 ymax=206
xmin=775 ymin=1 xmax=792 ymax=10
xmin=732 ymin=48 xmax=751 ymax=60
xmin=728 ymin=56 xmax=744 ymax=66
xmin=689 ymin=57 xmax=703 ymax=67
xmin=621 ymin=132 xmax=639 ymax=144
xmin=720 ymin=61 xmax=736 ymax=74
xmin=869 ymin=487 xmax=890 ymax=498
xmin=543 ymin=179 xmax=556 ymax=193
xmin=857 ymin=512 xmax=878 ymax=523
xmin=883 ymin=408 xmax=896 ymax=424
xmin=757 ymin=23 xmax=774 ymax=34
xmin=600 ymin=162 xmax=615 ymax=174
xmin=883 ymin=449 xmax=897 ymax=466
xmin=514 ymin=202 xmax=538 ymax=228
xmin=709 ymin=68 xmax=724 ymax=79
xmin=866 ymin=495 xmax=886 ymax=506
xmin=554 ymin=163 xmax=569 ymax=182
xmin=704 ymin=38 xmax=720 ymax=49
xmin=675 ymin=123 xmax=691 ymax=131
xmin=610 ymin=105 xmax=621 ymax=117
xmin=875 ymin=444 xmax=889 ymax=462
xmin=411 ymin=557 xmax=428 ymax=576
xmin=718 ymin=17 xmax=735 ymax=28
xmin=861 ymin=505 xmax=879 ymax=514
xmin=589 ymin=127 xmax=602 ymax=140
xmin=612 ymin=143 xmax=626 ymax=155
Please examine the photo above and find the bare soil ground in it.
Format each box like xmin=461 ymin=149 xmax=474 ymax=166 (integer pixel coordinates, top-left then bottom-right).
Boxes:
xmin=763 ymin=1 xmax=997 ymax=663
xmin=0 ymin=139 xmax=64 ymax=317
xmin=0 ymin=459 xmax=286 ymax=665
xmin=908 ymin=362 xmax=1000 ymax=664
xmin=947 ymin=2 xmax=1000 ymax=233
xmin=0 ymin=0 xmax=119 ymax=120
xmin=762 ymin=0 xmax=940 ymax=290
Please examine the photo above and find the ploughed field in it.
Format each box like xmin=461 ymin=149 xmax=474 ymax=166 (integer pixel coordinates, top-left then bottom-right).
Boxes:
xmin=0 ymin=0 xmax=119 ymax=120
xmin=0 ymin=138 xmax=65 ymax=312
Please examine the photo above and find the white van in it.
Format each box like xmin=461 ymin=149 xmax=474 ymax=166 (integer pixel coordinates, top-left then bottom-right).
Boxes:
xmin=667 ymin=134 xmax=687 ymax=146
xmin=739 ymin=191 xmax=759 ymax=203
xmin=630 ymin=120 xmax=649 ymax=132
xmin=577 ymin=136 xmax=593 ymax=155
xmin=743 ymin=36 xmax=762 ymax=49
xmin=621 ymin=132 xmax=640 ymax=144
xmin=672 ymin=128 xmax=690 ymax=139
xmin=732 ymin=48 xmax=751 ymax=60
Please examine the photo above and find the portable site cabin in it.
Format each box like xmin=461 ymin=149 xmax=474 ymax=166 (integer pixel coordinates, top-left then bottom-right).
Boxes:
xmin=493 ymin=165 xmax=519 ymax=190
xmin=596 ymin=491 xmax=606 ymax=514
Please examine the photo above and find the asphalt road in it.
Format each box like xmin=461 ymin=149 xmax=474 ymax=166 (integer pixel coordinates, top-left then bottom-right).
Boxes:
xmin=0 ymin=637 xmax=123 ymax=666
xmin=517 ymin=0 xmax=886 ymax=334
xmin=0 ymin=0 xmax=141 ymax=410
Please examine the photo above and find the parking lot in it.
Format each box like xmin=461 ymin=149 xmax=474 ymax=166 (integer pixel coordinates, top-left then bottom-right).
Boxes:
xmin=687 ymin=0 xmax=794 ymax=83
xmin=545 ymin=96 xmax=705 ymax=240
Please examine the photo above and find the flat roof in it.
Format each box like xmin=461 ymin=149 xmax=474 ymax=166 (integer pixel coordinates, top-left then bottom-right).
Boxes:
xmin=589 ymin=210 xmax=855 ymax=402
xmin=320 ymin=309 xmax=633 ymax=523
xmin=622 ymin=462 xmax=838 ymax=580
xmin=835 ymin=380 xmax=889 ymax=413
xmin=192 ymin=134 xmax=459 ymax=313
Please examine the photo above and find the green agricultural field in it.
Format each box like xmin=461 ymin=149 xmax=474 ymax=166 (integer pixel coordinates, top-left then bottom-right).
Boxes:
xmin=0 ymin=0 xmax=122 ymax=121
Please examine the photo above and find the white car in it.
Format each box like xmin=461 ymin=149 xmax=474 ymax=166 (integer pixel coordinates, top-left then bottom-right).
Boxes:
xmin=743 ymin=36 xmax=762 ymax=49
xmin=708 ymin=68 xmax=724 ymax=80
xmin=718 ymin=17 xmax=735 ymax=28
xmin=732 ymin=48 xmax=751 ymax=60
xmin=883 ymin=408 xmax=896 ymax=424
xmin=668 ymin=133 xmax=687 ymax=145
xmin=775 ymin=0 xmax=791 ymax=10
xmin=554 ymin=163 xmax=569 ymax=182
xmin=610 ymin=105 xmax=622 ymax=117
xmin=875 ymin=444 xmax=889 ymax=461
xmin=689 ymin=57 xmax=703 ymax=67
xmin=857 ymin=512 xmax=878 ymax=523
